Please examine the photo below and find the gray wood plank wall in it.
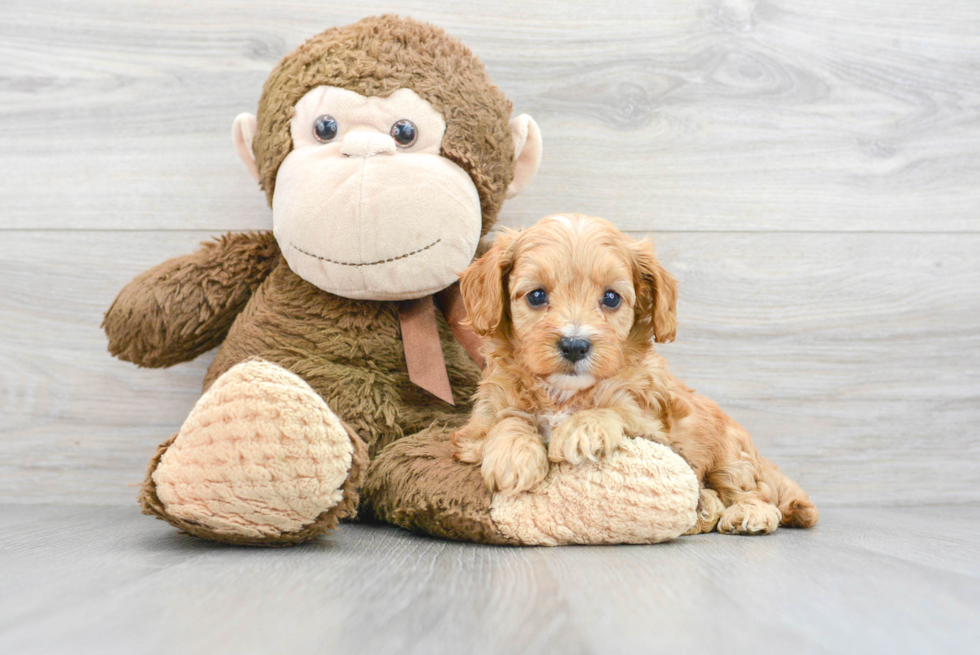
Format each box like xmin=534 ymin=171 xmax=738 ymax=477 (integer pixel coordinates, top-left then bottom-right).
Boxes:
xmin=1 ymin=0 xmax=978 ymax=507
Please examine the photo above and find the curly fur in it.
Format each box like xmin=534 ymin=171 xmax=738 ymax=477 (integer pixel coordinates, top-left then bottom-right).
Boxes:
xmin=103 ymin=231 xmax=281 ymax=368
xmin=105 ymin=16 xmax=519 ymax=544
xmin=253 ymin=15 xmax=516 ymax=233
xmin=453 ymin=214 xmax=819 ymax=535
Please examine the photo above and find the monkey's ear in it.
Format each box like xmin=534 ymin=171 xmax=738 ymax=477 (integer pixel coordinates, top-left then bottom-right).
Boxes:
xmin=459 ymin=229 xmax=518 ymax=337
xmin=506 ymin=115 xmax=542 ymax=199
xmin=631 ymin=239 xmax=678 ymax=344
xmin=232 ymin=113 xmax=260 ymax=183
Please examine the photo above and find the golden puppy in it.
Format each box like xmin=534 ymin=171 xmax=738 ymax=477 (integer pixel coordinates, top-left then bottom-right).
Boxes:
xmin=453 ymin=214 xmax=818 ymax=535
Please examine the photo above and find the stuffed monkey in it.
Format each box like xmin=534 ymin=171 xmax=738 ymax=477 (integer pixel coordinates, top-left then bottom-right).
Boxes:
xmin=104 ymin=16 xmax=700 ymax=546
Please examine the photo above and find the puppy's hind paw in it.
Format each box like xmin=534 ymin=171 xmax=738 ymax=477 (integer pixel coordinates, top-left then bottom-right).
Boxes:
xmin=451 ymin=430 xmax=484 ymax=464
xmin=779 ymin=498 xmax=819 ymax=528
xmin=684 ymin=488 xmax=724 ymax=535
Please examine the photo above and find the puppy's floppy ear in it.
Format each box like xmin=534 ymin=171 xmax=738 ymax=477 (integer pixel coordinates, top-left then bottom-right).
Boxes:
xmin=459 ymin=229 xmax=518 ymax=337
xmin=630 ymin=238 xmax=678 ymax=343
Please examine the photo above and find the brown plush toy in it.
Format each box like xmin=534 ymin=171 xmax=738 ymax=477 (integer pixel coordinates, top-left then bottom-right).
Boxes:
xmin=104 ymin=15 xmax=700 ymax=546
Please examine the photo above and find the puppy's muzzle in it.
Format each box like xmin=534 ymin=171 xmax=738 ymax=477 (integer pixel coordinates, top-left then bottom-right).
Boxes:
xmin=558 ymin=337 xmax=592 ymax=363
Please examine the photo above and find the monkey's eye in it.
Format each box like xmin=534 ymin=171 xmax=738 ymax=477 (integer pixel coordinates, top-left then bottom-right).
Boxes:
xmin=601 ymin=290 xmax=622 ymax=309
xmin=390 ymin=119 xmax=418 ymax=148
xmin=527 ymin=289 xmax=548 ymax=307
xmin=313 ymin=115 xmax=338 ymax=143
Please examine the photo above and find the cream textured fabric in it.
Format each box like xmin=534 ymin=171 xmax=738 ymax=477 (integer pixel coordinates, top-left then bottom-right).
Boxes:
xmin=272 ymin=86 xmax=483 ymax=301
xmin=490 ymin=439 xmax=699 ymax=545
xmin=153 ymin=359 xmax=354 ymax=539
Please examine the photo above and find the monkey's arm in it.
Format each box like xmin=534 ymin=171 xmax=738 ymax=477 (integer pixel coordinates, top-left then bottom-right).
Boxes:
xmin=103 ymin=231 xmax=281 ymax=368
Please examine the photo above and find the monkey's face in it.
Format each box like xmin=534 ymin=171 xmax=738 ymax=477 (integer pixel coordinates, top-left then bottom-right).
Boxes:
xmin=234 ymin=18 xmax=543 ymax=301
xmin=269 ymin=86 xmax=483 ymax=301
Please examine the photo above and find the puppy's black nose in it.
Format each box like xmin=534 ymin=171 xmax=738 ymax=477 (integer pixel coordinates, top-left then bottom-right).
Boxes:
xmin=558 ymin=337 xmax=592 ymax=363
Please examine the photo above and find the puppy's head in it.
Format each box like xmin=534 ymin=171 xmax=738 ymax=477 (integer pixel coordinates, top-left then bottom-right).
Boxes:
xmin=459 ymin=214 xmax=677 ymax=392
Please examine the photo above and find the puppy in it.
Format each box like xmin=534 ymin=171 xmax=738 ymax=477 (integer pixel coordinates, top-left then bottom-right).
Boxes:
xmin=452 ymin=214 xmax=818 ymax=535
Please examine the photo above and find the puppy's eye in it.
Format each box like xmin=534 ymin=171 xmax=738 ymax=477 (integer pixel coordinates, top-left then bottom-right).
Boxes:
xmin=601 ymin=290 xmax=622 ymax=309
xmin=527 ymin=289 xmax=548 ymax=307
xmin=390 ymin=119 xmax=418 ymax=148
xmin=313 ymin=115 xmax=338 ymax=143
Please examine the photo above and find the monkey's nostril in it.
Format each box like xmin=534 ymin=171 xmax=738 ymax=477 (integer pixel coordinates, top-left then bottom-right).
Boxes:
xmin=558 ymin=337 xmax=592 ymax=363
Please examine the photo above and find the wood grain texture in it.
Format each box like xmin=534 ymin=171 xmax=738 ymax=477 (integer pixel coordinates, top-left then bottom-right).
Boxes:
xmin=1 ymin=504 xmax=978 ymax=654
xmin=1 ymin=231 xmax=977 ymax=506
xmin=1 ymin=1 xmax=979 ymax=508
xmin=1 ymin=0 xmax=979 ymax=231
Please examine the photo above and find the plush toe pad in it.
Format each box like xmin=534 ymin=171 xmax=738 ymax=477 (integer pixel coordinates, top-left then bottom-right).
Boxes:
xmin=490 ymin=439 xmax=699 ymax=545
xmin=153 ymin=359 xmax=353 ymax=539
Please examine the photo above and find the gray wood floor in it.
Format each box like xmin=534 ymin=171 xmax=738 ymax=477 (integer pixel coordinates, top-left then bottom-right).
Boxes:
xmin=3 ymin=4 xmax=980 ymax=653
xmin=1 ymin=505 xmax=977 ymax=655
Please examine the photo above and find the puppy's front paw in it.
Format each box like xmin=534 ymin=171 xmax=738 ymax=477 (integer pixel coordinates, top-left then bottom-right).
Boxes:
xmin=717 ymin=499 xmax=781 ymax=535
xmin=481 ymin=423 xmax=549 ymax=495
xmin=549 ymin=409 xmax=625 ymax=465
xmin=684 ymin=488 xmax=724 ymax=535
xmin=451 ymin=427 xmax=484 ymax=464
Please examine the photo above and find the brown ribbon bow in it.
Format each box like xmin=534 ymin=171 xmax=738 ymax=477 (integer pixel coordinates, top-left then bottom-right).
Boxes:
xmin=398 ymin=283 xmax=484 ymax=405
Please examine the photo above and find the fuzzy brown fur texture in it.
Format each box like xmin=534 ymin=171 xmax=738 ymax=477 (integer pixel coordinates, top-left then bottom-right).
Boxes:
xmin=119 ymin=241 xmax=488 ymax=543
xmin=202 ymin=260 xmax=480 ymax=457
xmin=105 ymin=229 xmax=483 ymax=451
xmin=105 ymin=16 xmax=518 ymax=545
xmin=253 ymin=15 xmax=516 ymax=233
xmin=103 ymin=231 xmax=281 ymax=368
xmin=360 ymin=423 xmax=515 ymax=544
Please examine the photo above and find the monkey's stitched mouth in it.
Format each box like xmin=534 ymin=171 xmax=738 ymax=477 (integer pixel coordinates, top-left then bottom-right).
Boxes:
xmin=288 ymin=238 xmax=441 ymax=267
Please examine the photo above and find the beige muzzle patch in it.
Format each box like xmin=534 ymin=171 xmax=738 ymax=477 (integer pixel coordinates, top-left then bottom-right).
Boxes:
xmin=152 ymin=359 xmax=354 ymax=539
xmin=489 ymin=438 xmax=699 ymax=545
xmin=272 ymin=85 xmax=483 ymax=301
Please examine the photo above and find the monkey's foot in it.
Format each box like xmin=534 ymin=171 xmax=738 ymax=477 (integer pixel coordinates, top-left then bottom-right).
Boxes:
xmin=139 ymin=358 xmax=367 ymax=546
xmin=365 ymin=433 xmax=700 ymax=546
xmin=489 ymin=439 xmax=699 ymax=545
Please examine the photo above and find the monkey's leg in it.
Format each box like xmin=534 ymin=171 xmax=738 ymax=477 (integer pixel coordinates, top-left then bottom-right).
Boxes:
xmin=362 ymin=430 xmax=700 ymax=546
xmin=139 ymin=358 xmax=367 ymax=546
